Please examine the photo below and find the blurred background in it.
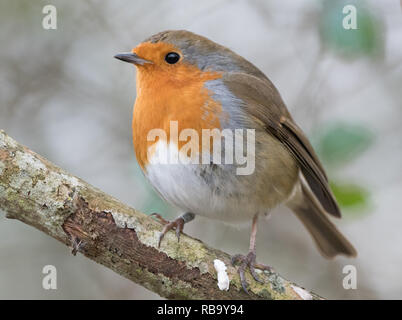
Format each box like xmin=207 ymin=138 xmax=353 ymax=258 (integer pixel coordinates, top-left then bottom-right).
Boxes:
xmin=0 ymin=0 xmax=401 ymax=299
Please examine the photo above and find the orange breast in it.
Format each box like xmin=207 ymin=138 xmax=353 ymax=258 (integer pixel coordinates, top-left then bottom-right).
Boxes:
xmin=132 ymin=62 xmax=223 ymax=170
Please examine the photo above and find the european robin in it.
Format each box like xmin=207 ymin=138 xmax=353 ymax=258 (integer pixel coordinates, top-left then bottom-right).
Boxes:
xmin=115 ymin=30 xmax=357 ymax=293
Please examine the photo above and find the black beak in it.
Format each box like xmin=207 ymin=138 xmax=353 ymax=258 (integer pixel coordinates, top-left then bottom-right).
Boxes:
xmin=114 ymin=52 xmax=151 ymax=65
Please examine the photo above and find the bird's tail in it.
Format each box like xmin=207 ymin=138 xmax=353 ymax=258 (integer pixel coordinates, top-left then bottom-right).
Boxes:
xmin=287 ymin=178 xmax=357 ymax=258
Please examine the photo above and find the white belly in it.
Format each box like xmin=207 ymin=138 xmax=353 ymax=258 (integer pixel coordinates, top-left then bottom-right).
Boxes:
xmin=143 ymin=139 xmax=297 ymax=223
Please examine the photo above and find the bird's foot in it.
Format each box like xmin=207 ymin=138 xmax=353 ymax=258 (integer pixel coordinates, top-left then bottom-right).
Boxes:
xmin=150 ymin=213 xmax=185 ymax=247
xmin=231 ymin=251 xmax=274 ymax=294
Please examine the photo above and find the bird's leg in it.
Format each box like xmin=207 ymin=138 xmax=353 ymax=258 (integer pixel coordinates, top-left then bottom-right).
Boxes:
xmin=231 ymin=214 xmax=274 ymax=293
xmin=150 ymin=212 xmax=195 ymax=247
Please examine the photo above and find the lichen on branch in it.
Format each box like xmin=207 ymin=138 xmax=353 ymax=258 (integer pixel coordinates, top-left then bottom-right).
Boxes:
xmin=0 ymin=130 xmax=321 ymax=300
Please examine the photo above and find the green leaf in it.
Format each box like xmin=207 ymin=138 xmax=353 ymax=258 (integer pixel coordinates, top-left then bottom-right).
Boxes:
xmin=315 ymin=122 xmax=374 ymax=167
xmin=319 ymin=0 xmax=384 ymax=59
xmin=330 ymin=181 xmax=370 ymax=214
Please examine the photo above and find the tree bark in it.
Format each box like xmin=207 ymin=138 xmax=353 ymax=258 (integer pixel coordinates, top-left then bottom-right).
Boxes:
xmin=0 ymin=130 xmax=322 ymax=300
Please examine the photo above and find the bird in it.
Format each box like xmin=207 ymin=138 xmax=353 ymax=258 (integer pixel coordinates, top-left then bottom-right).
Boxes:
xmin=114 ymin=30 xmax=357 ymax=293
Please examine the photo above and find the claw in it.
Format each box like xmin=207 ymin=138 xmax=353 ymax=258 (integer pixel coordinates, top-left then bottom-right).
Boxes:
xmin=249 ymin=260 xmax=263 ymax=284
xmin=153 ymin=216 xmax=185 ymax=248
xmin=150 ymin=212 xmax=169 ymax=225
xmin=231 ymin=254 xmax=244 ymax=266
xmin=231 ymin=251 xmax=273 ymax=293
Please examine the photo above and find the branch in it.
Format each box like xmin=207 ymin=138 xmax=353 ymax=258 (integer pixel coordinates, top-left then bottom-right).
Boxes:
xmin=0 ymin=130 xmax=322 ymax=300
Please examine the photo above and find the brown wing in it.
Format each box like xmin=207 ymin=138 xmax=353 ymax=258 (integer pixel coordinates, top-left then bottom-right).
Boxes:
xmin=223 ymin=73 xmax=341 ymax=217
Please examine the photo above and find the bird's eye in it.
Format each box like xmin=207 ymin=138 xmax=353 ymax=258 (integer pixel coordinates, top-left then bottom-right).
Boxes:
xmin=165 ymin=52 xmax=180 ymax=64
